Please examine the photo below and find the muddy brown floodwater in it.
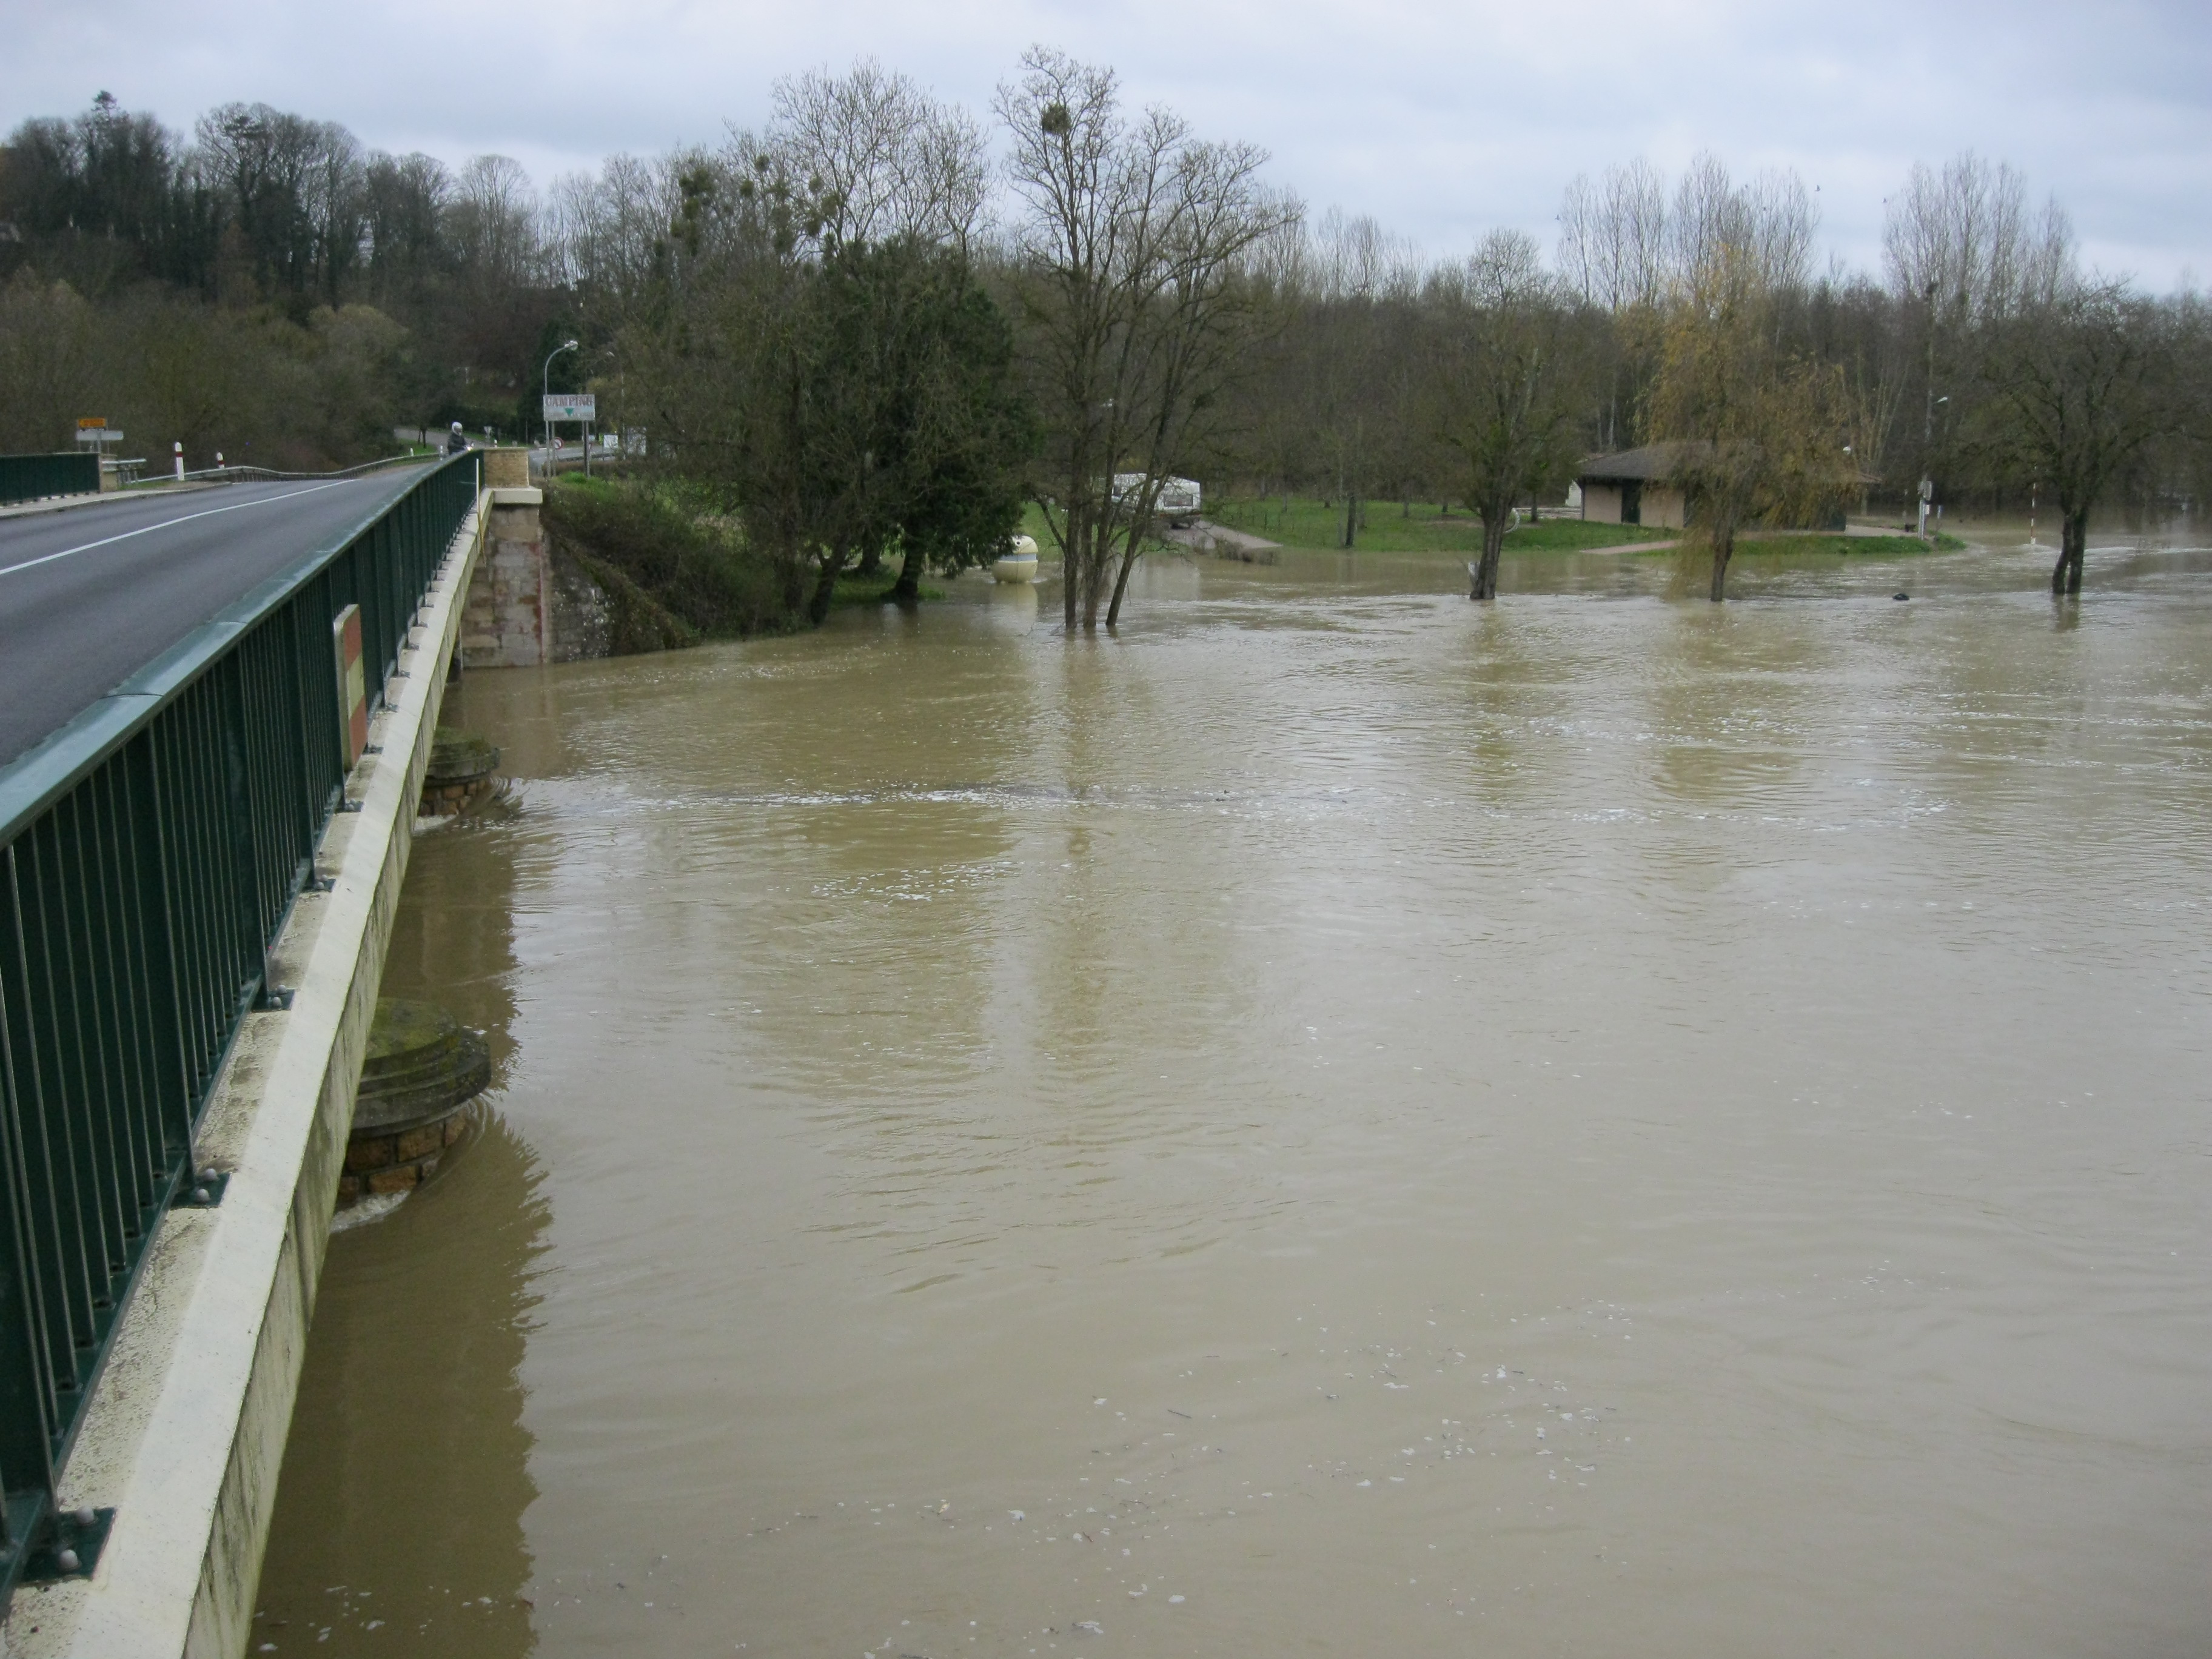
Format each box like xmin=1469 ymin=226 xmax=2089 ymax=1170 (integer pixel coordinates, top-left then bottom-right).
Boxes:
xmin=254 ymin=531 xmax=2212 ymax=1658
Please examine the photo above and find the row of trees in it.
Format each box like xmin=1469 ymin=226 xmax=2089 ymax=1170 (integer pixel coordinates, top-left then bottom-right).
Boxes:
xmin=1227 ymin=151 xmax=2204 ymax=599
xmin=0 ymin=90 xmax=571 ymax=458
xmin=527 ymin=71 xmax=2212 ymax=607
xmin=3 ymin=65 xmax=2205 ymax=606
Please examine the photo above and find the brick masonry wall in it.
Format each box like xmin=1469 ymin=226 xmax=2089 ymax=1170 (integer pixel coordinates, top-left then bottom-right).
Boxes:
xmin=338 ymin=1108 xmax=472 ymax=1202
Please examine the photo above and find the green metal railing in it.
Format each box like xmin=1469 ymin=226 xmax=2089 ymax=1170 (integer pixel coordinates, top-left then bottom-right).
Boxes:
xmin=0 ymin=454 xmax=478 ymax=1600
xmin=0 ymin=454 xmax=101 ymax=507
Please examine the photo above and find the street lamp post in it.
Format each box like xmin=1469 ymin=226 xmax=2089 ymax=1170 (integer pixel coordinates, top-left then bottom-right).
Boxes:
xmin=1919 ymin=396 xmax=1949 ymax=535
xmin=542 ymin=338 xmax=579 ymax=469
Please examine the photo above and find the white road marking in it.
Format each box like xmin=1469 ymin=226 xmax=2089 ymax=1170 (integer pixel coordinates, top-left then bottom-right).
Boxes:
xmin=0 ymin=480 xmax=366 ymax=578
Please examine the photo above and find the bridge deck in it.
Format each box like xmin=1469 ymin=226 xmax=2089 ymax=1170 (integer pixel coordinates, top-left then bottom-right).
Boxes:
xmin=0 ymin=472 xmax=430 ymax=768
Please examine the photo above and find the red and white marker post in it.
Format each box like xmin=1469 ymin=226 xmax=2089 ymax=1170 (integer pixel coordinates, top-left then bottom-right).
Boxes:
xmin=333 ymin=605 xmax=368 ymax=768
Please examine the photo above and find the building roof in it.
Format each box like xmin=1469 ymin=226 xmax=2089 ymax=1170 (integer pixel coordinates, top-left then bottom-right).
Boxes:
xmin=1576 ymin=441 xmax=1704 ymax=483
xmin=1579 ymin=441 xmax=1879 ymax=486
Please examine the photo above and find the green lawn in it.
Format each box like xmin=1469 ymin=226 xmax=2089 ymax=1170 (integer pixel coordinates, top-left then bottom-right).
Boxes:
xmin=1729 ymin=533 xmax=1940 ymax=559
xmin=832 ymin=570 xmax=946 ymax=606
xmin=1208 ymin=496 xmax=1671 ymax=554
xmin=1019 ymin=502 xmax=1060 ymax=547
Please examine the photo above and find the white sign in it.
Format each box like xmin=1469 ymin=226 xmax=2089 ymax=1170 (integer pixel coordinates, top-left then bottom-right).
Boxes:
xmin=543 ymin=394 xmax=596 ymax=421
xmin=75 ymin=428 xmax=123 ymax=445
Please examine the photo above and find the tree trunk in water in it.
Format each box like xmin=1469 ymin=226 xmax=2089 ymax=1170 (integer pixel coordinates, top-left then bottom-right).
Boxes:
xmin=807 ymin=548 xmax=850 ymax=625
xmin=2052 ymin=509 xmax=2086 ymax=595
xmin=1079 ymin=524 xmax=1107 ymax=628
xmin=1708 ymin=533 xmax=1734 ymax=602
xmin=1105 ymin=538 xmax=1140 ymax=627
xmin=891 ymin=540 xmax=925 ymax=603
xmin=781 ymin=557 xmax=808 ymax=618
xmin=1341 ymin=488 xmax=1358 ymax=550
xmin=1062 ymin=511 xmax=1081 ymax=630
xmin=1470 ymin=517 xmax=1506 ymax=600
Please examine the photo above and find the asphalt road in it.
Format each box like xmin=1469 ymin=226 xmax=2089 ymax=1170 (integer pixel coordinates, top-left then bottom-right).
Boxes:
xmin=0 ymin=468 xmax=432 ymax=768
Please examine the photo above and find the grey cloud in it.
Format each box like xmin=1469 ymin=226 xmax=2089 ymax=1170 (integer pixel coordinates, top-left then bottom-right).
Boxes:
xmin=5 ymin=0 xmax=2207 ymax=284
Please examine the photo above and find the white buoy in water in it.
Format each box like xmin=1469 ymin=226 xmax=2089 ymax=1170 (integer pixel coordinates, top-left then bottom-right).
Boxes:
xmin=991 ymin=535 xmax=1041 ymax=583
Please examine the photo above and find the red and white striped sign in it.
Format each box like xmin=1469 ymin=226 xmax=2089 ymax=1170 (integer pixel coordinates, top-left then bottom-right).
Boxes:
xmin=333 ymin=605 xmax=367 ymax=767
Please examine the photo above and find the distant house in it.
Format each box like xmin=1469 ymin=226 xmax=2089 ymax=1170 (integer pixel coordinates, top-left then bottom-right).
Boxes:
xmin=1574 ymin=443 xmax=1695 ymax=529
xmin=1576 ymin=441 xmax=1863 ymax=531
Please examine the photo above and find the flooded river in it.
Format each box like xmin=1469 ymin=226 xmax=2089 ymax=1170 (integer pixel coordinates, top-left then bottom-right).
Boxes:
xmin=255 ymin=534 xmax=2212 ymax=1657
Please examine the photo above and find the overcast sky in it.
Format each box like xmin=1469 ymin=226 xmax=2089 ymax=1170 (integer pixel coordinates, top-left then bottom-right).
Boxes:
xmin=9 ymin=0 xmax=2211 ymax=287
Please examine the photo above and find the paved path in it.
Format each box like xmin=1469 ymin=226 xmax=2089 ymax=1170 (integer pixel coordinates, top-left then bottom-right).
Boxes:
xmin=0 ymin=469 xmax=431 ymax=768
xmin=1162 ymin=520 xmax=1282 ymax=561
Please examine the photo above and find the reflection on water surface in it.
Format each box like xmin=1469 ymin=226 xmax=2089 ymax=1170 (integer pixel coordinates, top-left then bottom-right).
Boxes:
xmin=261 ymin=535 xmax=2212 ymax=1657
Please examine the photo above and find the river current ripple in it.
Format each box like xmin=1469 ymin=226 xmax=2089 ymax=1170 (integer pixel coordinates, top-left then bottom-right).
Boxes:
xmin=258 ymin=534 xmax=2212 ymax=1658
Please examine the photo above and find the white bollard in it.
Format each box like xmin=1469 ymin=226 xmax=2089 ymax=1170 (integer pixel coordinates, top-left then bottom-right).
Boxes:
xmin=173 ymin=441 xmax=184 ymax=481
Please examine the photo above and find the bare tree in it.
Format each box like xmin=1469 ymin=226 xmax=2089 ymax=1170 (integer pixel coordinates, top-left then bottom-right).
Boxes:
xmin=449 ymin=155 xmax=541 ymax=292
xmin=361 ymin=152 xmax=451 ymax=304
xmin=190 ymin=103 xmax=364 ymax=306
xmin=997 ymin=45 xmax=1295 ymax=629
xmin=1556 ymin=159 xmax=1669 ymax=451
xmin=1671 ymin=152 xmax=1815 ymax=295
xmin=1431 ymin=230 xmax=1590 ymax=598
xmin=1299 ymin=209 xmax=1421 ymax=547
xmin=771 ymin=59 xmax=990 ymax=255
xmin=1979 ymin=276 xmax=2184 ymax=594
xmin=1883 ymin=152 xmax=2071 ymax=324
xmin=1557 ymin=158 xmax=1667 ymax=313
xmin=1883 ymin=150 xmax=2074 ymax=492
xmin=551 ymin=149 xmax=708 ymax=328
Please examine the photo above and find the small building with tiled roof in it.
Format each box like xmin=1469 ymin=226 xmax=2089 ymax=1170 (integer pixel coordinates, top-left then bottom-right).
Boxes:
xmin=1574 ymin=443 xmax=1699 ymax=529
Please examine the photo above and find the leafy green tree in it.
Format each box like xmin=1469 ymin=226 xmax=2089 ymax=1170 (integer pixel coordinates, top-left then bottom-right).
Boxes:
xmin=790 ymin=234 xmax=1029 ymax=620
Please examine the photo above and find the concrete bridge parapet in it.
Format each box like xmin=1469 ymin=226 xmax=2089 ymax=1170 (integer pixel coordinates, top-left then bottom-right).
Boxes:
xmin=1 ymin=490 xmax=494 ymax=1659
xmin=460 ymin=449 xmax=552 ymax=669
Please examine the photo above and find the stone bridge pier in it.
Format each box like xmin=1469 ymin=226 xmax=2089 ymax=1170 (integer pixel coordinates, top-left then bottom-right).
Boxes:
xmin=459 ymin=451 xmax=606 ymax=668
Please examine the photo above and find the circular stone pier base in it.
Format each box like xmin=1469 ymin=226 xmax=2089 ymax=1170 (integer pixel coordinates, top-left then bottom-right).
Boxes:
xmin=420 ymin=727 xmax=501 ymax=816
xmin=339 ymin=999 xmax=492 ymax=1207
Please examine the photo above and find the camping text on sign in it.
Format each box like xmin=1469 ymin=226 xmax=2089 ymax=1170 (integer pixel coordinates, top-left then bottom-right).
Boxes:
xmin=333 ymin=605 xmax=368 ymax=768
xmin=543 ymin=393 xmax=596 ymax=421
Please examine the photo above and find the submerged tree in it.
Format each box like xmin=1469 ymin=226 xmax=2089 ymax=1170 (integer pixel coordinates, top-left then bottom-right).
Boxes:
xmin=1430 ymin=229 xmax=1591 ymax=599
xmin=997 ymin=46 xmax=1295 ymax=629
xmin=796 ymin=233 xmax=1032 ymax=616
xmin=620 ymin=139 xmax=1030 ymax=625
xmin=1650 ymin=242 xmax=1857 ymax=600
xmin=1979 ymin=276 xmax=2186 ymax=595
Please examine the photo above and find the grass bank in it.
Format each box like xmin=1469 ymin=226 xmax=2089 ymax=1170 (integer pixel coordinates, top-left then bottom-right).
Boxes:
xmin=542 ymin=477 xmax=799 ymax=651
xmin=1209 ymin=496 xmax=1672 ymax=555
